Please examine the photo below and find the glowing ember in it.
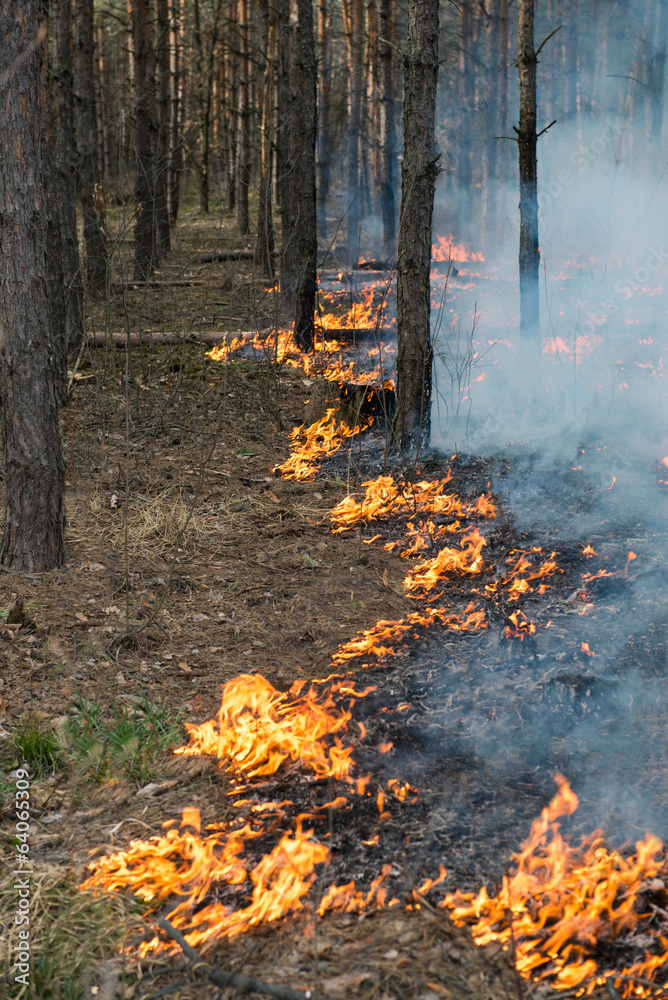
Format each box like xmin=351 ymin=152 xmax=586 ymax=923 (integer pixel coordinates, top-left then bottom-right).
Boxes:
xmin=486 ymin=548 xmax=562 ymax=602
xmin=274 ymin=408 xmax=370 ymax=481
xmin=442 ymin=775 xmax=668 ymax=997
xmin=505 ymin=610 xmax=537 ymax=641
xmin=175 ymin=673 xmax=373 ymax=781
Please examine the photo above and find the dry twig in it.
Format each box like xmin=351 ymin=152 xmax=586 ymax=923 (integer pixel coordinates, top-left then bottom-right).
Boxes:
xmin=156 ymin=916 xmax=321 ymax=1000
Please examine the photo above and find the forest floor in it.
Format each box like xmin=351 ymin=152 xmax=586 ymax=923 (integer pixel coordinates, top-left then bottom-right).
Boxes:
xmin=0 ymin=205 xmax=665 ymax=1000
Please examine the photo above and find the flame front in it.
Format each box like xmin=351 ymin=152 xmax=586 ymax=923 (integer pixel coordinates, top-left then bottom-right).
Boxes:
xmin=274 ymin=407 xmax=370 ymax=481
xmin=442 ymin=776 xmax=668 ymax=997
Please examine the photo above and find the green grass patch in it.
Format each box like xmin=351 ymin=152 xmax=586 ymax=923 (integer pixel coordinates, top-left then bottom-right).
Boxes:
xmin=66 ymin=692 xmax=184 ymax=784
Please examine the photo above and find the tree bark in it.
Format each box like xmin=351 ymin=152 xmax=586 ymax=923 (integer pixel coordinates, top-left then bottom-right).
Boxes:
xmin=155 ymin=0 xmax=172 ymax=256
xmin=236 ymin=0 xmax=251 ymax=235
xmin=279 ymin=0 xmax=318 ymax=351
xmin=255 ymin=1 xmax=276 ymax=279
xmin=343 ymin=0 xmax=364 ymax=259
xmin=517 ymin=0 xmax=539 ymax=341
xmin=74 ymin=0 xmax=109 ymax=298
xmin=292 ymin=0 xmax=318 ymax=350
xmin=316 ymin=0 xmax=332 ymax=238
xmin=132 ymin=0 xmax=155 ymax=280
xmin=650 ymin=0 xmax=668 ymax=143
xmin=53 ymin=0 xmax=85 ymax=354
xmin=169 ymin=0 xmax=184 ymax=224
xmin=379 ymin=0 xmax=397 ymax=257
xmin=391 ymin=0 xmax=439 ymax=453
xmin=0 ymin=6 xmax=66 ymax=571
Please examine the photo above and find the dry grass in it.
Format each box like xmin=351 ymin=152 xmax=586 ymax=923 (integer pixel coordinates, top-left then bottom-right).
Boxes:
xmin=0 ymin=859 xmax=142 ymax=999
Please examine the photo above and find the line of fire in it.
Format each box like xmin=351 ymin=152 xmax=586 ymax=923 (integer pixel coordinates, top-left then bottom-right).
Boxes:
xmin=1 ymin=0 xmax=668 ymax=998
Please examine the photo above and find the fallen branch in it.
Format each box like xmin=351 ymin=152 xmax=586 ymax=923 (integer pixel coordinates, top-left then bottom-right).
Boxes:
xmin=199 ymin=251 xmax=255 ymax=263
xmin=156 ymin=916 xmax=320 ymax=1000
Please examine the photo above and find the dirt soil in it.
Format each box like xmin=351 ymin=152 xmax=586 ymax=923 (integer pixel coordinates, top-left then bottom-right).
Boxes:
xmin=0 ymin=209 xmax=665 ymax=1000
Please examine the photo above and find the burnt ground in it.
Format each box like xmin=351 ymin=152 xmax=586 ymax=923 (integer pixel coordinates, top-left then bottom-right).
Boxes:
xmin=0 ymin=208 xmax=667 ymax=1000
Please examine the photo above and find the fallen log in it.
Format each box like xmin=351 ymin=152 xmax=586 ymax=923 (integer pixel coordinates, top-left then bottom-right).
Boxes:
xmin=86 ymin=330 xmax=257 ymax=346
xmin=111 ymin=280 xmax=206 ymax=289
xmin=199 ymin=250 xmax=263 ymax=263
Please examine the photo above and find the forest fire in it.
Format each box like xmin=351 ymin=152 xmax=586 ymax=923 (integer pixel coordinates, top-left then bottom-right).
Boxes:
xmin=404 ymin=528 xmax=487 ymax=597
xmin=273 ymin=407 xmax=371 ymax=481
xmin=485 ymin=547 xmax=562 ymax=600
xmin=330 ymin=473 xmax=496 ymax=533
xmin=431 ymin=234 xmax=485 ymax=263
xmin=174 ymin=673 xmax=374 ymax=781
xmin=331 ymin=602 xmax=487 ymax=667
xmin=442 ymin=775 xmax=668 ymax=998
xmin=318 ymin=287 xmax=393 ymax=331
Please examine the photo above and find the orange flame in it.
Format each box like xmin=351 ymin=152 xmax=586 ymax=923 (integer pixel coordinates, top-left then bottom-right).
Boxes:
xmin=505 ymin=610 xmax=537 ymax=640
xmin=331 ymin=603 xmax=486 ymax=666
xmin=442 ymin=775 xmax=668 ymax=997
xmin=176 ymin=673 xmax=373 ymax=781
xmin=319 ymin=287 xmax=393 ymax=331
xmin=331 ymin=474 xmax=495 ymax=535
xmin=404 ymin=530 xmax=487 ymax=598
xmin=274 ymin=408 xmax=370 ymax=481
xmin=431 ymin=235 xmax=484 ymax=263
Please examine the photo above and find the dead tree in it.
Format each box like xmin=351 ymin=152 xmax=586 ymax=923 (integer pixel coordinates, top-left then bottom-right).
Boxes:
xmin=0 ymin=6 xmax=66 ymax=570
xmin=391 ymin=0 xmax=439 ymax=453
xmin=74 ymin=0 xmax=109 ymax=297
xmin=517 ymin=0 xmax=540 ymax=340
xmin=53 ymin=0 xmax=85 ymax=353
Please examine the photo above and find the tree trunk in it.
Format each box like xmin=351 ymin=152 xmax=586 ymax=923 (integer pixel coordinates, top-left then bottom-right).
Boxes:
xmin=0 ymin=6 xmax=66 ymax=571
xmin=169 ymin=0 xmax=184 ymax=224
xmin=391 ymin=0 xmax=439 ymax=453
xmin=343 ymin=0 xmax=364 ymax=259
xmin=293 ymin=0 xmax=318 ymax=351
xmin=650 ymin=0 xmax=668 ymax=143
xmin=379 ymin=0 xmax=397 ymax=257
xmin=74 ymin=0 xmax=109 ymax=297
xmin=132 ymin=0 xmax=155 ymax=280
xmin=517 ymin=0 xmax=539 ymax=341
xmin=317 ymin=0 xmax=332 ymax=238
xmin=279 ymin=0 xmax=317 ymax=350
xmin=236 ymin=0 xmax=251 ymax=235
xmin=255 ymin=2 xmax=276 ymax=279
xmin=53 ymin=0 xmax=85 ymax=353
xmin=155 ymin=0 xmax=172 ymax=256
